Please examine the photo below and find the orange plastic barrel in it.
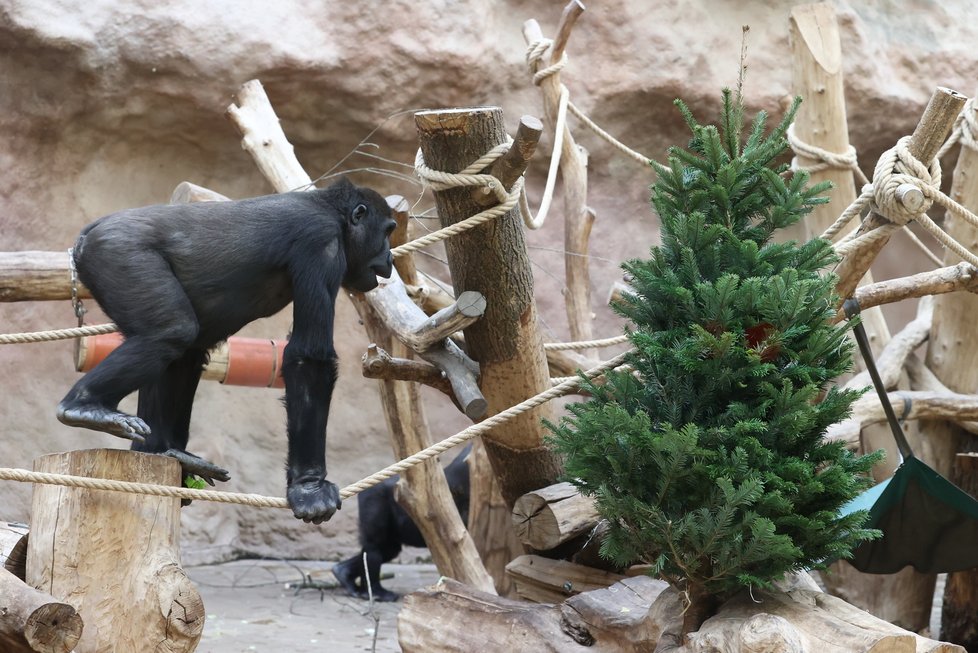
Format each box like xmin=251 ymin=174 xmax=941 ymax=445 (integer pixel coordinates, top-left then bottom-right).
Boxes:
xmin=77 ymin=334 xmax=286 ymax=388
xmin=223 ymin=338 xmax=286 ymax=388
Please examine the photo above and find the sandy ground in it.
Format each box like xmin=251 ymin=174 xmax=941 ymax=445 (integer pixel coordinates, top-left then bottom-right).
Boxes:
xmin=188 ymin=558 xmax=441 ymax=653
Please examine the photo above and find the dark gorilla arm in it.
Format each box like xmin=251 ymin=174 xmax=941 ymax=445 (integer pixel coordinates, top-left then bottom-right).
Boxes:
xmin=282 ymin=239 xmax=344 ymax=524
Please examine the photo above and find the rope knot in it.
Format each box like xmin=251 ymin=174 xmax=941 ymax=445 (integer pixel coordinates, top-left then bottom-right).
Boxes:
xmin=870 ymin=136 xmax=941 ymax=226
xmin=526 ymin=38 xmax=566 ymax=86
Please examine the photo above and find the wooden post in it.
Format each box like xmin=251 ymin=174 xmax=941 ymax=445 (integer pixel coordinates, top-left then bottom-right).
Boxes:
xmin=924 ymin=90 xmax=978 ymax=644
xmin=0 ymin=252 xmax=89 ymax=302
xmin=941 ymin=453 xmax=978 ymax=648
xmin=398 ymin=577 xmax=964 ymax=652
xmin=26 ymin=449 xmax=203 ymax=653
xmin=789 ymin=3 xmax=857 ymax=238
xmin=416 ymin=106 xmax=562 ymax=594
xmin=415 ymin=107 xmax=563 ymax=507
xmin=788 ymin=3 xmax=941 ymax=628
xmin=523 ymin=4 xmax=597 ymax=359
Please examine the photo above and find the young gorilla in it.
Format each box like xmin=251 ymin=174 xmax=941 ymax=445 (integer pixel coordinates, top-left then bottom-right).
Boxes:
xmin=57 ymin=178 xmax=396 ymax=524
xmin=332 ymin=445 xmax=471 ymax=601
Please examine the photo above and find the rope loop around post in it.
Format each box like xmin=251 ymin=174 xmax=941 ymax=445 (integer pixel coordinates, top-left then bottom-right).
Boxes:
xmin=786 ymin=123 xmax=870 ymax=186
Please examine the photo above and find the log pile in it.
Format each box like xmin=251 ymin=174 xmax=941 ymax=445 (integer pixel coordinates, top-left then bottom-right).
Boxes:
xmin=398 ymin=574 xmax=962 ymax=652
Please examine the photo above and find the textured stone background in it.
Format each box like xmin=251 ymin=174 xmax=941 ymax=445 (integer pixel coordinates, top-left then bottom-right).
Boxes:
xmin=1 ymin=0 xmax=975 ymax=562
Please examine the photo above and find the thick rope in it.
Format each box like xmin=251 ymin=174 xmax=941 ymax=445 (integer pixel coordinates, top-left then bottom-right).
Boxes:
xmin=399 ymin=145 xmax=525 ymax=255
xmin=544 ymin=334 xmax=629 ymax=350
xmin=527 ymin=39 xmax=651 ymax=167
xmin=786 ymin=123 xmax=870 ymax=186
xmin=519 ymin=38 xmax=651 ymax=232
xmin=0 ymin=322 xmax=118 ymax=344
xmin=823 ymin=134 xmax=978 ymax=270
xmin=0 ymin=350 xmax=633 ymax=506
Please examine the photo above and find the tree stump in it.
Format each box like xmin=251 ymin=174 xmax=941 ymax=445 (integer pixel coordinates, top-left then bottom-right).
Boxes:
xmin=26 ymin=449 xmax=203 ymax=653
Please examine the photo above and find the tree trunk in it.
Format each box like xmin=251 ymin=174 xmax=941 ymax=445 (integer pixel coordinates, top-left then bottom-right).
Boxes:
xmin=414 ymin=107 xmax=563 ymax=508
xmin=941 ymin=452 xmax=978 ymax=649
xmin=26 ymin=449 xmax=203 ymax=653
xmin=927 ymin=91 xmax=978 ymax=646
xmin=465 ymin=439 xmax=522 ymax=596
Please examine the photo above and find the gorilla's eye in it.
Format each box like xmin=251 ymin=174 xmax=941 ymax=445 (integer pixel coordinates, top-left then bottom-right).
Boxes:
xmin=352 ymin=204 xmax=367 ymax=224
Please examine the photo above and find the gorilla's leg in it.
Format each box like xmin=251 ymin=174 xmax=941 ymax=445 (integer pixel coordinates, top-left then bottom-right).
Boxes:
xmin=135 ymin=349 xmax=230 ymax=484
xmin=58 ymin=251 xmax=200 ymax=442
xmin=363 ymin=544 xmax=401 ymax=602
xmin=332 ymin=554 xmax=365 ymax=597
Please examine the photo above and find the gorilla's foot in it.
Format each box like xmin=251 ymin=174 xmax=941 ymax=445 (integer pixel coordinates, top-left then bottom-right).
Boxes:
xmin=56 ymin=402 xmax=148 ymax=443
xmin=332 ymin=558 xmax=361 ymax=598
xmin=163 ymin=449 xmax=231 ymax=485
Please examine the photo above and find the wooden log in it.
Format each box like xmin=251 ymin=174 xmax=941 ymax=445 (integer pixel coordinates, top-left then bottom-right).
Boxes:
xmin=415 ymin=106 xmax=562 ymax=505
xmin=941 ymin=452 xmax=978 ymax=649
xmin=0 ymin=251 xmax=89 ymax=302
xmin=169 ymin=181 xmax=231 ymax=204
xmin=834 ymin=87 xmax=966 ymax=300
xmin=0 ymin=181 xmax=228 ymax=303
xmin=523 ymin=8 xmax=597 ymax=359
xmin=26 ymin=449 xmax=203 ymax=653
xmin=416 ymin=105 xmax=561 ymax=591
xmin=362 ymin=344 xmax=452 ymax=393
xmin=0 ymin=567 xmax=83 ymax=653
xmin=226 ymin=80 xmax=311 ymax=193
xmin=826 ymin=390 xmax=978 ymax=447
xmin=353 ymin=290 xmax=497 ymax=596
xmin=512 ymin=482 xmax=599 ymax=550
xmin=848 ymin=262 xmax=978 ymax=317
xmin=505 ymin=554 xmax=646 ymax=604
xmin=398 ymin=575 xmax=668 ymax=653
xmin=0 ymin=521 xmax=28 ymax=580
xmin=789 ymin=2 xmax=859 ymax=238
xmin=681 ymin=588 xmax=963 ymax=653
xmin=401 ymin=290 xmax=487 ymax=353
xmin=399 ymin=576 xmax=963 ymax=653
xmin=906 ymin=354 xmax=978 ymax=437
xmin=471 ymin=115 xmax=543 ymax=207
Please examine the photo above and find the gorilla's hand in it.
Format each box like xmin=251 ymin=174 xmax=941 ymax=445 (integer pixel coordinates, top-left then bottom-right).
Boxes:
xmin=287 ymin=476 xmax=341 ymax=524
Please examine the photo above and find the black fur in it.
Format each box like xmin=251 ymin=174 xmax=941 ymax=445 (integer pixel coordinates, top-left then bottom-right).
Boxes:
xmin=57 ymin=178 xmax=396 ymax=524
xmin=333 ymin=446 xmax=471 ymax=601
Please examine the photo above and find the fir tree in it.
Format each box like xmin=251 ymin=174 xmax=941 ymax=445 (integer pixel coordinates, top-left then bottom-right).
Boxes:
xmin=546 ymin=91 xmax=881 ymax=637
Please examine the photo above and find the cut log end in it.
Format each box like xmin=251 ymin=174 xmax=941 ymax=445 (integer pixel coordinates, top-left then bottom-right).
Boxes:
xmin=24 ymin=602 xmax=83 ymax=653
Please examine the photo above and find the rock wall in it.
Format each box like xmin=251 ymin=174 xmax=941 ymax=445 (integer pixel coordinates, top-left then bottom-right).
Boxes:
xmin=1 ymin=0 xmax=974 ymax=561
